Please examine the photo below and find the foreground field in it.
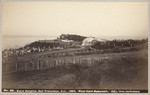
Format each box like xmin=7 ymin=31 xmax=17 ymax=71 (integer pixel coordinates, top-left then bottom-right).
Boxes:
xmin=2 ymin=49 xmax=148 ymax=90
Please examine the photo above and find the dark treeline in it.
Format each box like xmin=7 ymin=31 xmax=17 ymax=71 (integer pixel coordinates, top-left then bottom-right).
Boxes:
xmin=59 ymin=34 xmax=87 ymax=42
xmin=25 ymin=41 xmax=60 ymax=48
xmin=91 ymin=38 xmax=148 ymax=50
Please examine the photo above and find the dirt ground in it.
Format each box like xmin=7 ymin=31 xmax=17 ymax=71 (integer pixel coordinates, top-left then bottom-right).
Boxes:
xmin=2 ymin=49 xmax=148 ymax=90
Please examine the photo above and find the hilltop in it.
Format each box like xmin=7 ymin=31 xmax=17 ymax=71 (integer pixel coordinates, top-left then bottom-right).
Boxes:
xmin=24 ymin=34 xmax=86 ymax=48
xmin=2 ymin=34 xmax=148 ymax=62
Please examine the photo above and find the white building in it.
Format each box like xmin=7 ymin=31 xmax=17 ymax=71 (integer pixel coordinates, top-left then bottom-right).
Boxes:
xmin=82 ymin=37 xmax=105 ymax=46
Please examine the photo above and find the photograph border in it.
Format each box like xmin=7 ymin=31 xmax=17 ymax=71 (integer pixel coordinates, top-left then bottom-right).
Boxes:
xmin=0 ymin=0 xmax=149 ymax=95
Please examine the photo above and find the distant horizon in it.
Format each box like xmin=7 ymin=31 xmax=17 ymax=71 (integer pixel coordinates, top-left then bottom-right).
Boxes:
xmin=2 ymin=34 xmax=148 ymax=50
xmin=3 ymin=34 xmax=148 ymax=39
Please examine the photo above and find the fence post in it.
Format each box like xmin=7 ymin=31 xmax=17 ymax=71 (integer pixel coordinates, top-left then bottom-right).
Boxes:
xmin=64 ymin=58 xmax=66 ymax=66
xmin=37 ymin=60 xmax=39 ymax=69
xmin=72 ymin=58 xmax=75 ymax=64
xmin=43 ymin=60 xmax=44 ymax=69
xmin=79 ymin=57 xmax=81 ymax=64
xmin=89 ymin=58 xmax=92 ymax=67
xmin=5 ymin=63 xmax=8 ymax=73
xmin=16 ymin=62 xmax=18 ymax=72
xmin=49 ymin=59 xmax=50 ymax=68
xmin=56 ymin=59 xmax=58 ymax=66
xmin=33 ymin=61 xmax=35 ymax=70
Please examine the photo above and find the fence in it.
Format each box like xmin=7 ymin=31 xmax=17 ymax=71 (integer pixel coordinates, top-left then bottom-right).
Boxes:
xmin=2 ymin=56 xmax=110 ymax=74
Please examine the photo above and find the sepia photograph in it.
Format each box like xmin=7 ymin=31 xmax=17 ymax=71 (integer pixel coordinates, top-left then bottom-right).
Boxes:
xmin=1 ymin=1 xmax=149 ymax=93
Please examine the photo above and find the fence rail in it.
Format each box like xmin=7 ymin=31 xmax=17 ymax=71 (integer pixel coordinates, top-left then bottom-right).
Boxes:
xmin=2 ymin=57 xmax=110 ymax=74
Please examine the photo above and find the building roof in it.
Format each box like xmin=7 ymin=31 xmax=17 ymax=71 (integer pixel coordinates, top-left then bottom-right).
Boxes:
xmin=82 ymin=37 xmax=105 ymax=46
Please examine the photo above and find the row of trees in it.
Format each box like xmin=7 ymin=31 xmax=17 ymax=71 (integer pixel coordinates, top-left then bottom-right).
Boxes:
xmin=91 ymin=39 xmax=148 ymax=50
xmin=25 ymin=41 xmax=60 ymax=48
xmin=59 ymin=34 xmax=87 ymax=42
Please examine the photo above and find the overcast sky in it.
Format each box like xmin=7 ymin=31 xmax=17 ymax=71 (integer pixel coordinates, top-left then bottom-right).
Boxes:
xmin=2 ymin=2 xmax=148 ymax=39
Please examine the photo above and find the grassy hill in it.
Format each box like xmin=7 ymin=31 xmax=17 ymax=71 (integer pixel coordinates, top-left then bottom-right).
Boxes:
xmin=2 ymin=49 xmax=148 ymax=89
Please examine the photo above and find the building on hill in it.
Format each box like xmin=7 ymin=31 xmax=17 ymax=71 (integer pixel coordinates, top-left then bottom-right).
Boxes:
xmin=61 ymin=39 xmax=74 ymax=43
xmin=82 ymin=37 xmax=105 ymax=46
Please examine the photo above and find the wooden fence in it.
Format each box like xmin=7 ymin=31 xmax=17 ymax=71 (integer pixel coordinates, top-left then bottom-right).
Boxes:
xmin=2 ymin=57 xmax=110 ymax=74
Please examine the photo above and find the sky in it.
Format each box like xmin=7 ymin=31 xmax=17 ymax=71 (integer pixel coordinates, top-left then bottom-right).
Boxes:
xmin=2 ymin=2 xmax=148 ymax=39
